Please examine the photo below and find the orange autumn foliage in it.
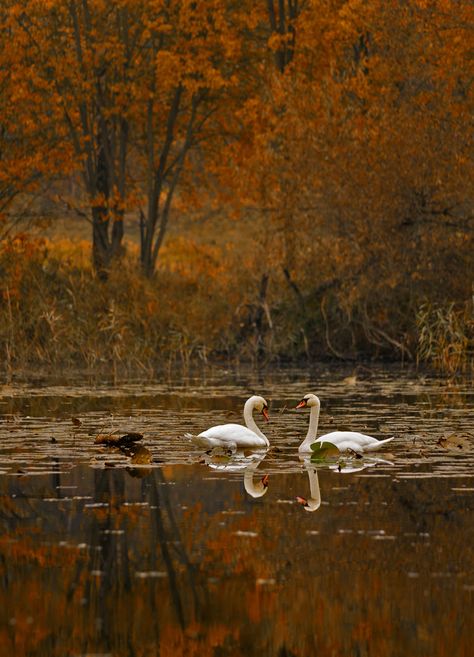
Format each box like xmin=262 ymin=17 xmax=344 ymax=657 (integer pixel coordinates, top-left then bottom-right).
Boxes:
xmin=0 ymin=0 xmax=472 ymax=370
xmin=215 ymin=0 xmax=473 ymax=362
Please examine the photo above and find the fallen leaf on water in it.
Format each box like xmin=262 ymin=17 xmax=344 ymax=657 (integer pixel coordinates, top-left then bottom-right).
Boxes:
xmin=95 ymin=433 xmax=120 ymax=445
xmin=119 ymin=432 xmax=144 ymax=444
xmin=343 ymin=375 xmax=357 ymax=385
xmin=437 ymin=432 xmax=473 ymax=451
xmin=130 ymin=446 xmax=152 ymax=465
xmin=71 ymin=417 xmax=82 ymax=427
xmin=95 ymin=432 xmax=143 ymax=447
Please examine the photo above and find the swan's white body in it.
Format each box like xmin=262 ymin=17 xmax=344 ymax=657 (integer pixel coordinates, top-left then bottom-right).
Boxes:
xmin=297 ymin=393 xmax=394 ymax=454
xmin=312 ymin=430 xmax=394 ymax=453
xmin=188 ymin=395 xmax=269 ymax=451
xmin=205 ymin=449 xmax=269 ymax=498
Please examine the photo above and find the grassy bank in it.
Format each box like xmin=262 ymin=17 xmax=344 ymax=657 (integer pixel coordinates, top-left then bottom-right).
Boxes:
xmin=0 ymin=234 xmax=472 ymax=376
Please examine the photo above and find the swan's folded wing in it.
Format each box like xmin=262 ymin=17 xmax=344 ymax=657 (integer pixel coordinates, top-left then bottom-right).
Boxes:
xmin=199 ymin=423 xmax=264 ymax=446
xmin=318 ymin=431 xmax=393 ymax=451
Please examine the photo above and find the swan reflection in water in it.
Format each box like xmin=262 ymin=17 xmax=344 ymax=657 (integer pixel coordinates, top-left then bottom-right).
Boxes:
xmin=296 ymin=462 xmax=322 ymax=512
xmin=296 ymin=455 xmax=393 ymax=512
xmin=202 ymin=448 xmax=269 ymax=498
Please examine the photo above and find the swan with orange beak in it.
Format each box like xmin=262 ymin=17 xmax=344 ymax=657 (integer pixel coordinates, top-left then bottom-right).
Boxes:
xmin=296 ymin=393 xmax=394 ymax=455
xmin=187 ymin=395 xmax=270 ymax=451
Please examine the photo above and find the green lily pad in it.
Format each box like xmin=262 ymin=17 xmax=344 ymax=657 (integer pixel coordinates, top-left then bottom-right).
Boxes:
xmin=309 ymin=441 xmax=340 ymax=463
xmin=310 ymin=441 xmax=338 ymax=453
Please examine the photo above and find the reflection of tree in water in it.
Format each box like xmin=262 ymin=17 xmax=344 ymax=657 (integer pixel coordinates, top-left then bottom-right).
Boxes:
xmin=278 ymin=646 xmax=298 ymax=657
xmin=79 ymin=466 xmax=204 ymax=654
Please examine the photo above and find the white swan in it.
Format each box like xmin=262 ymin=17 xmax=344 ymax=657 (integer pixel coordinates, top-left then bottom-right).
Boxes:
xmin=187 ymin=395 xmax=270 ymax=451
xmin=296 ymin=393 xmax=394 ymax=454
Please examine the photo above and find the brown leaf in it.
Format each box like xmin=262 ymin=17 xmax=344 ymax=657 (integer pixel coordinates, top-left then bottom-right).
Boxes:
xmin=437 ymin=432 xmax=473 ymax=451
xmin=94 ymin=432 xmax=144 ymax=447
xmin=130 ymin=446 xmax=152 ymax=465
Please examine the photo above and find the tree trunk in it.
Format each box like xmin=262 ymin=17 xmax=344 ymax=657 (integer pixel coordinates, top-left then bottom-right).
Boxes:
xmin=90 ymin=124 xmax=125 ymax=279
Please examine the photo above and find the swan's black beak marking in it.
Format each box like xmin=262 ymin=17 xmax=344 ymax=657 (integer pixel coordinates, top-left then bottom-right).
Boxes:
xmin=295 ymin=399 xmax=307 ymax=409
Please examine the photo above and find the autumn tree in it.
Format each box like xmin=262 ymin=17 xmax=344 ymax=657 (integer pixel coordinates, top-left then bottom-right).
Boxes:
xmin=0 ymin=0 xmax=68 ymax=239
xmin=7 ymin=0 xmax=263 ymax=278
xmin=223 ymin=0 xmax=473 ymax=358
xmin=9 ymin=0 xmax=144 ymax=277
xmin=132 ymin=1 xmax=261 ymax=277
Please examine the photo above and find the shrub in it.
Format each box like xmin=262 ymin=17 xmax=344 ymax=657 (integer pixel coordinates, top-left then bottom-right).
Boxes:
xmin=416 ymin=301 xmax=474 ymax=374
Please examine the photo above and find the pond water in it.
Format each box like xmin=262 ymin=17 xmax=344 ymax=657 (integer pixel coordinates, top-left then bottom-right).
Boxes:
xmin=0 ymin=366 xmax=473 ymax=657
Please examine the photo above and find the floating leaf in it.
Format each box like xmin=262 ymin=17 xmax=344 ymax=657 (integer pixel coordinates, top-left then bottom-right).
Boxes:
xmin=310 ymin=441 xmax=340 ymax=463
xmin=130 ymin=446 xmax=152 ymax=465
xmin=95 ymin=432 xmax=143 ymax=447
xmin=342 ymin=375 xmax=357 ymax=385
xmin=310 ymin=441 xmax=339 ymax=453
xmin=437 ymin=432 xmax=473 ymax=451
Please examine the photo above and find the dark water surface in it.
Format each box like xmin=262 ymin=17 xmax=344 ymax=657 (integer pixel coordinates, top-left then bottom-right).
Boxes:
xmin=1 ymin=367 xmax=473 ymax=656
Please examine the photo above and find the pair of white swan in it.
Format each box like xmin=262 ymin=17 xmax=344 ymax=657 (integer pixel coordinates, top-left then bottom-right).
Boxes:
xmin=188 ymin=394 xmax=394 ymax=454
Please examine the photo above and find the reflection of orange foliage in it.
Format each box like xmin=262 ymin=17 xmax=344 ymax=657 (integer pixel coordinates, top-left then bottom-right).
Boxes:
xmin=0 ymin=533 xmax=82 ymax=568
xmin=1 ymin=464 xmax=474 ymax=656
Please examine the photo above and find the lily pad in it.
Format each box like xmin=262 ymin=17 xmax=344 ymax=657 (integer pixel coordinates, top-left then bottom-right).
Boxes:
xmin=310 ymin=441 xmax=339 ymax=453
xmin=309 ymin=441 xmax=340 ymax=463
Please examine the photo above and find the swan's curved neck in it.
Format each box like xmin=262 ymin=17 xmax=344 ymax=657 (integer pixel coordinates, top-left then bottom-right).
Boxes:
xmin=243 ymin=399 xmax=267 ymax=441
xmin=244 ymin=469 xmax=267 ymax=498
xmin=299 ymin=399 xmax=321 ymax=451
xmin=306 ymin=466 xmax=321 ymax=511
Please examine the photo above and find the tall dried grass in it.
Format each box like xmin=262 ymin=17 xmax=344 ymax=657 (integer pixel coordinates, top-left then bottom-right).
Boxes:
xmin=0 ymin=233 xmax=277 ymax=375
xmin=0 ymin=233 xmax=472 ymax=376
xmin=416 ymin=301 xmax=474 ymax=375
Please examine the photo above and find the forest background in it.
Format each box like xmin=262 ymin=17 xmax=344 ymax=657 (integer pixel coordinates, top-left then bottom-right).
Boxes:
xmin=0 ymin=0 xmax=472 ymax=376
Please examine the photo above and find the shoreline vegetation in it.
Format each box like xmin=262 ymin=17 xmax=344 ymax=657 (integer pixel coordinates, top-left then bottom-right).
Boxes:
xmin=1 ymin=1 xmax=472 ymax=377
xmin=0 ymin=235 xmax=472 ymax=378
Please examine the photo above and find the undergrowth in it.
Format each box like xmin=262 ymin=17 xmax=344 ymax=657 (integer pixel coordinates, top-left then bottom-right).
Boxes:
xmin=416 ymin=302 xmax=474 ymax=375
xmin=0 ymin=234 xmax=472 ymax=376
